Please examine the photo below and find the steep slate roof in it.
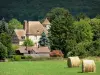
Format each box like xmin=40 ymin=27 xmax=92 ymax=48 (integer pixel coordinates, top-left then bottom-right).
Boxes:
xmin=14 ymin=29 xmax=26 ymax=40
xmin=28 ymin=21 xmax=44 ymax=35
xmin=42 ymin=18 xmax=50 ymax=26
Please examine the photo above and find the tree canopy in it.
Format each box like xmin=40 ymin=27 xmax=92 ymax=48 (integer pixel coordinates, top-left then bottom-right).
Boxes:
xmin=0 ymin=0 xmax=100 ymax=21
xmin=48 ymin=8 xmax=74 ymax=57
xmin=8 ymin=18 xmax=23 ymax=35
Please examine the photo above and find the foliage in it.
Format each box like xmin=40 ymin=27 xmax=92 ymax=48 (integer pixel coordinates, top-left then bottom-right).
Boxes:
xmin=50 ymin=50 xmax=64 ymax=57
xmin=67 ymin=20 xmax=93 ymax=57
xmin=0 ymin=42 xmax=7 ymax=59
xmin=39 ymin=32 xmax=48 ymax=46
xmin=23 ymin=38 xmax=34 ymax=46
xmin=0 ymin=0 xmax=100 ymax=21
xmin=88 ymin=39 xmax=100 ymax=56
xmin=95 ymin=14 xmax=100 ymax=19
xmin=24 ymin=56 xmax=33 ymax=59
xmin=46 ymin=7 xmax=70 ymax=22
xmin=13 ymin=55 xmax=21 ymax=61
xmin=11 ymin=44 xmax=19 ymax=54
xmin=90 ymin=18 xmax=100 ymax=40
xmin=75 ymin=13 xmax=88 ymax=20
xmin=48 ymin=8 xmax=75 ymax=57
xmin=0 ymin=18 xmax=9 ymax=34
xmin=12 ymin=44 xmax=19 ymax=50
xmin=74 ymin=19 xmax=93 ymax=42
xmin=8 ymin=18 xmax=23 ymax=35
xmin=0 ymin=33 xmax=12 ymax=56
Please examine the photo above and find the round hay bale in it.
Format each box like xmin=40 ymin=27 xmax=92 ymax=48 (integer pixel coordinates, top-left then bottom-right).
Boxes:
xmin=82 ymin=60 xmax=96 ymax=72
xmin=67 ymin=56 xmax=80 ymax=68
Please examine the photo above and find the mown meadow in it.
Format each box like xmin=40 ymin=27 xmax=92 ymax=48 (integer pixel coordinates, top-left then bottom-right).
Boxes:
xmin=0 ymin=60 xmax=100 ymax=75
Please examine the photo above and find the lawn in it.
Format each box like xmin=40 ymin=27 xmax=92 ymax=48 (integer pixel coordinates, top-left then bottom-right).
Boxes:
xmin=0 ymin=60 xmax=100 ymax=75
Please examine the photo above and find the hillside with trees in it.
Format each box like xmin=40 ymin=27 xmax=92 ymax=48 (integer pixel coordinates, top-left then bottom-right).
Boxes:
xmin=0 ymin=0 xmax=100 ymax=21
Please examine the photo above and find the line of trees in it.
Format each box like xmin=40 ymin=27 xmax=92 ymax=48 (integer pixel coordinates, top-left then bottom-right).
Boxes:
xmin=47 ymin=7 xmax=100 ymax=57
xmin=0 ymin=18 xmax=23 ymax=60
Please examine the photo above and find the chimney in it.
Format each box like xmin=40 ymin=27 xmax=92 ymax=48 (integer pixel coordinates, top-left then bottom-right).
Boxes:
xmin=24 ymin=20 xmax=27 ymax=31
xmin=24 ymin=20 xmax=29 ymax=38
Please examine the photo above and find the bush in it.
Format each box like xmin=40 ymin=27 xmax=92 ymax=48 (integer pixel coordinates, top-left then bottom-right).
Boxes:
xmin=0 ymin=42 xmax=7 ymax=60
xmin=50 ymin=50 xmax=64 ymax=57
xmin=23 ymin=38 xmax=34 ymax=46
xmin=24 ymin=56 xmax=33 ymax=59
xmin=13 ymin=55 xmax=21 ymax=61
xmin=21 ymin=55 xmax=33 ymax=61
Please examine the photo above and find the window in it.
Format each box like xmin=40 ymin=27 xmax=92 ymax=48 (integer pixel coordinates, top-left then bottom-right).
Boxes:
xmin=21 ymin=36 xmax=25 ymax=39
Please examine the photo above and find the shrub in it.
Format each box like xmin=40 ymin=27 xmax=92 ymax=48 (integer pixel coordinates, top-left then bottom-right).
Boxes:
xmin=0 ymin=42 xmax=7 ymax=60
xmin=50 ymin=50 xmax=64 ymax=57
xmin=23 ymin=38 xmax=34 ymax=46
xmin=13 ymin=55 xmax=21 ymax=61
xmin=25 ymin=56 xmax=33 ymax=59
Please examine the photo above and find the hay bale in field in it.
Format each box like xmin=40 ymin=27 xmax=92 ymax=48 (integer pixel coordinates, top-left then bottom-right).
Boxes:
xmin=67 ymin=56 xmax=80 ymax=68
xmin=82 ymin=60 xmax=96 ymax=72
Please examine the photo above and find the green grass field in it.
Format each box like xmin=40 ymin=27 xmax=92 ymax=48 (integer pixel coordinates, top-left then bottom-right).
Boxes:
xmin=0 ymin=60 xmax=100 ymax=75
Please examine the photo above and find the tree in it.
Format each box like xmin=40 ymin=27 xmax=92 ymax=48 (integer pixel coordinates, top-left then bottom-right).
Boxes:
xmin=39 ymin=32 xmax=48 ymax=46
xmin=0 ymin=18 xmax=9 ymax=34
xmin=8 ymin=18 xmax=23 ymax=35
xmin=46 ymin=7 xmax=70 ymax=22
xmin=0 ymin=33 xmax=12 ymax=56
xmin=48 ymin=8 xmax=75 ymax=57
xmin=23 ymin=38 xmax=34 ymax=46
xmin=0 ymin=42 xmax=7 ymax=60
xmin=75 ymin=13 xmax=88 ymax=21
xmin=88 ymin=18 xmax=100 ymax=56
xmin=95 ymin=14 xmax=100 ymax=19
xmin=69 ymin=19 xmax=93 ymax=57
xmin=89 ymin=18 xmax=100 ymax=40
xmin=74 ymin=19 xmax=93 ymax=43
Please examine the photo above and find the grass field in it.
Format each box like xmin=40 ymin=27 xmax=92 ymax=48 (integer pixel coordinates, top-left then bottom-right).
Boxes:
xmin=0 ymin=60 xmax=100 ymax=75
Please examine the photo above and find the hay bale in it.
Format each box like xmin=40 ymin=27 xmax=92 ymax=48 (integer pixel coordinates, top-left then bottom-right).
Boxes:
xmin=82 ymin=60 xmax=96 ymax=72
xmin=67 ymin=56 xmax=80 ymax=68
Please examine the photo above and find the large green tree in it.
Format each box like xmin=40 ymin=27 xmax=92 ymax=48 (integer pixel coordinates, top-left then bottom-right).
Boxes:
xmin=48 ymin=8 xmax=74 ymax=57
xmin=71 ymin=19 xmax=93 ymax=57
xmin=90 ymin=18 xmax=100 ymax=40
xmin=0 ymin=19 xmax=12 ymax=57
xmin=87 ymin=18 xmax=100 ymax=56
xmin=46 ymin=7 xmax=70 ymax=22
xmin=0 ymin=33 xmax=12 ymax=56
xmin=74 ymin=19 xmax=93 ymax=43
xmin=0 ymin=42 xmax=7 ymax=60
xmin=0 ymin=18 xmax=9 ymax=33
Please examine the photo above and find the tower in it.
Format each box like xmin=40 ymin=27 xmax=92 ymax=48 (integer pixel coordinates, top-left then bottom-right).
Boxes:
xmin=42 ymin=18 xmax=51 ymax=30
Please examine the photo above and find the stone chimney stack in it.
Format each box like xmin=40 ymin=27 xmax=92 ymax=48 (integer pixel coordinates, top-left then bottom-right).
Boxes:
xmin=24 ymin=20 xmax=27 ymax=31
xmin=24 ymin=20 xmax=29 ymax=37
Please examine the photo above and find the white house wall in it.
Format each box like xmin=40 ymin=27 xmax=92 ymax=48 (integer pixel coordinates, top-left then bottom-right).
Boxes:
xmin=46 ymin=25 xmax=50 ymax=30
xmin=29 ymin=35 xmax=41 ymax=43
xmin=19 ymin=41 xmax=24 ymax=45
